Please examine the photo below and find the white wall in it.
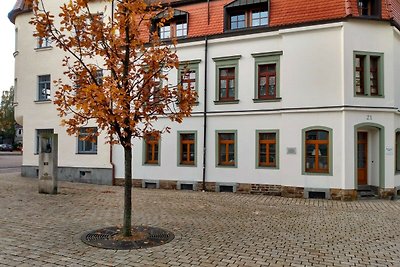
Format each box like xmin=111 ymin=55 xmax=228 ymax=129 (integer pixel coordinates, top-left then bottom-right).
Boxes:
xmin=14 ymin=3 xmax=400 ymax=190
xmin=14 ymin=1 xmax=113 ymax=169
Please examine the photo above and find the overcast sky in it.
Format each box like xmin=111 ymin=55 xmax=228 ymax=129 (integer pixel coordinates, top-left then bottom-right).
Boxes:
xmin=0 ymin=0 xmax=17 ymax=96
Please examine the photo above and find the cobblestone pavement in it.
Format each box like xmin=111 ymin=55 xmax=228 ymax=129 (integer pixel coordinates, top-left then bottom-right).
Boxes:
xmin=0 ymin=154 xmax=22 ymax=174
xmin=1 ymin=174 xmax=400 ymax=267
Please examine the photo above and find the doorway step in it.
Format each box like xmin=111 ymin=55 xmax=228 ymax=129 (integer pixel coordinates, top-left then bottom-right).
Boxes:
xmin=357 ymin=185 xmax=378 ymax=199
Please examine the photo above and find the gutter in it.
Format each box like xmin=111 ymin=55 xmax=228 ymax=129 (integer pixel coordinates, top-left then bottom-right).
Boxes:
xmin=8 ymin=0 xmax=30 ymax=24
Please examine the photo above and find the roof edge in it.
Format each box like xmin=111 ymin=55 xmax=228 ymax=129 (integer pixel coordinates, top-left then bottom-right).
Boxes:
xmin=8 ymin=0 xmax=31 ymax=24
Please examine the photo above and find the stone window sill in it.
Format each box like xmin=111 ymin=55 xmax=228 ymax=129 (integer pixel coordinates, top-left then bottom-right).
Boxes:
xmin=253 ymin=97 xmax=282 ymax=103
xmin=214 ymin=100 xmax=239 ymax=105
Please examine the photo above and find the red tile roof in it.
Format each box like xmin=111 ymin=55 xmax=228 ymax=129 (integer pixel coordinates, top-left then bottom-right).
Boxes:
xmin=165 ymin=0 xmax=400 ymax=38
xmin=269 ymin=0 xmax=347 ymax=26
xmin=9 ymin=0 xmax=400 ymax=35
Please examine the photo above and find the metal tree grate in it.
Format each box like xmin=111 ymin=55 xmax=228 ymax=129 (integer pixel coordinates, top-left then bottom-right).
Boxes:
xmin=149 ymin=232 xmax=172 ymax=240
xmin=85 ymin=233 xmax=112 ymax=241
xmin=81 ymin=226 xmax=174 ymax=250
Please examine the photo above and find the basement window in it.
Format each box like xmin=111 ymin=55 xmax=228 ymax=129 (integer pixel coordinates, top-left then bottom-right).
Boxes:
xmin=219 ymin=185 xmax=234 ymax=193
xmin=145 ymin=182 xmax=157 ymax=189
xmin=180 ymin=184 xmax=194 ymax=190
xmin=308 ymin=191 xmax=326 ymax=199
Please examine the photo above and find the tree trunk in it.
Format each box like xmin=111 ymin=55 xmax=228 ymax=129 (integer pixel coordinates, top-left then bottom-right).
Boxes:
xmin=122 ymin=145 xmax=133 ymax=236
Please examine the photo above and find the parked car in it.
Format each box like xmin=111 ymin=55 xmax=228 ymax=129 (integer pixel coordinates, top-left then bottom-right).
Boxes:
xmin=0 ymin=144 xmax=13 ymax=152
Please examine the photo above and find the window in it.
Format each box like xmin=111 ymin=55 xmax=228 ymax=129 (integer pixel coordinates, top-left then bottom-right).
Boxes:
xmin=219 ymin=68 xmax=235 ymax=101
xmin=150 ymin=77 xmax=161 ymax=103
xmin=355 ymin=55 xmax=365 ymax=95
xmin=396 ymin=131 xmax=400 ymax=172
xmin=257 ymin=131 xmax=278 ymax=168
xmin=230 ymin=13 xmax=246 ymax=30
xmin=176 ymin=22 xmax=187 ymax=37
xmin=252 ymin=51 xmax=282 ymax=101
xmin=182 ymin=70 xmax=196 ymax=91
xmin=78 ymin=127 xmax=97 ymax=154
xmin=179 ymin=60 xmax=200 ymax=104
xmin=258 ymin=64 xmax=276 ymax=99
xmin=358 ymin=0 xmax=380 ymax=17
xmin=252 ymin=10 xmax=268 ymax=26
xmin=305 ymin=130 xmax=330 ymax=174
xmin=217 ymin=131 xmax=237 ymax=167
xmin=38 ymin=75 xmax=51 ymax=101
xmin=354 ymin=52 xmax=383 ymax=97
xmin=15 ymin=28 xmax=18 ymax=52
xmin=155 ymin=9 xmax=188 ymax=39
xmin=37 ymin=36 xmax=52 ymax=49
xmin=95 ymin=69 xmax=103 ymax=85
xmin=370 ymin=56 xmax=379 ymax=95
xmin=179 ymin=60 xmax=200 ymax=92
xmin=213 ymin=55 xmax=241 ymax=104
xmin=73 ymin=69 xmax=103 ymax=89
xmin=159 ymin=22 xmax=188 ymax=39
xmin=225 ymin=0 xmax=269 ymax=31
xmin=144 ymin=135 xmax=160 ymax=165
xmin=178 ymin=132 xmax=196 ymax=166
xmin=159 ymin=25 xmax=171 ymax=39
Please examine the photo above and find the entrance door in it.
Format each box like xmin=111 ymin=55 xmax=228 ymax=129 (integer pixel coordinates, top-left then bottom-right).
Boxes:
xmin=357 ymin=132 xmax=368 ymax=185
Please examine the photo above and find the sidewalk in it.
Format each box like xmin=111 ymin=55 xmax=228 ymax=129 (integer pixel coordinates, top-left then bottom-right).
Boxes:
xmin=0 ymin=151 xmax=22 ymax=156
xmin=1 ymin=173 xmax=400 ymax=266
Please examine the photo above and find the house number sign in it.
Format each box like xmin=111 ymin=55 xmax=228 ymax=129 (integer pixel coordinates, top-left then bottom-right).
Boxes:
xmin=366 ymin=115 xmax=372 ymax=121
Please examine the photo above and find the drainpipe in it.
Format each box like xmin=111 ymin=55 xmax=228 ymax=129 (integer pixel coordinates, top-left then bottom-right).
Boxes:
xmin=110 ymin=0 xmax=116 ymax=186
xmin=202 ymin=36 xmax=208 ymax=191
xmin=112 ymin=0 xmax=115 ymax=23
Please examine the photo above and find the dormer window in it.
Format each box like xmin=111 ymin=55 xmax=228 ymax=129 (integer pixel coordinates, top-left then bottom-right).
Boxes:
xmin=160 ymin=25 xmax=171 ymax=39
xmin=225 ymin=0 xmax=269 ymax=31
xmin=230 ymin=13 xmax=246 ymax=30
xmin=154 ymin=9 xmax=188 ymax=39
xmin=358 ymin=0 xmax=380 ymax=17
xmin=176 ymin=21 xmax=188 ymax=37
xmin=252 ymin=10 xmax=268 ymax=26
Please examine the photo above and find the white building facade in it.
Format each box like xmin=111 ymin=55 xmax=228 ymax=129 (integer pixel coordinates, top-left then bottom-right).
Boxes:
xmin=9 ymin=0 xmax=400 ymax=200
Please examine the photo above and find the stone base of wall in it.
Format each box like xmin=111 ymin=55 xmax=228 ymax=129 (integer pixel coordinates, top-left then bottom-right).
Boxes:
xmin=197 ymin=182 xmax=216 ymax=192
xmin=282 ymin=186 xmax=304 ymax=198
xmin=250 ymin=184 xmax=282 ymax=196
xmin=330 ymin=189 xmax=357 ymax=201
xmin=379 ymin=188 xmax=395 ymax=199
xmin=159 ymin=180 xmax=177 ymax=190
xmin=22 ymin=165 xmax=113 ymax=185
xmin=115 ymin=178 xmax=151 ymax=188
xmin=114 ymin=178 xmax=124 ymax=186
xmin=237 ymin=183 xmax=251 ymax=193
xmin=111 ymin=178 xmax=400 ymax=201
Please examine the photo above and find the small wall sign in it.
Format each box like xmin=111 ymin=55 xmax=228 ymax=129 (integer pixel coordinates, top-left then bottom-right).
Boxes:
xmin=386 ymin=147 xmax=393 ymax=155
xmin=287 ymin=147 xmax=297 ymax=155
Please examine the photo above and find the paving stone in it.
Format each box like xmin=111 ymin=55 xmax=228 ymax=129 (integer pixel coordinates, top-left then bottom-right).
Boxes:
xmin=1 ymin=173 xmax=400 ymax=266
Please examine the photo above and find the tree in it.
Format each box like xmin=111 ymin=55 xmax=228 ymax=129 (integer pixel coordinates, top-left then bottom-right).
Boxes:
xmin=26 ymin=0 xmax=196 ymax=237
xmin=0 ymin=87 xmax=15 ymax=143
